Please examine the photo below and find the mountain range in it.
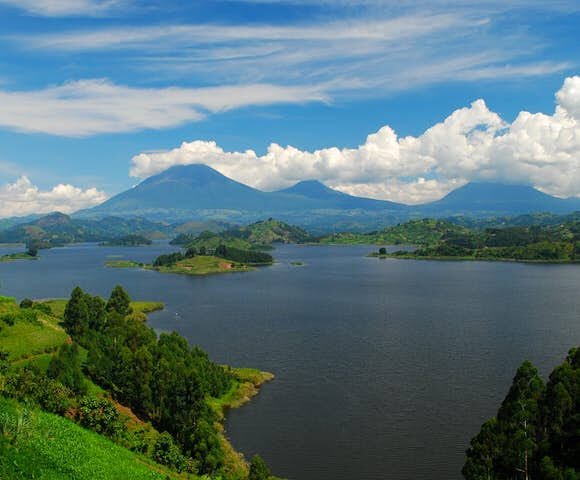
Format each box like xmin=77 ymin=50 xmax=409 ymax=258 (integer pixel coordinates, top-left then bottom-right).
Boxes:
xmin=55 ymin=164 xmax=580 ymax=232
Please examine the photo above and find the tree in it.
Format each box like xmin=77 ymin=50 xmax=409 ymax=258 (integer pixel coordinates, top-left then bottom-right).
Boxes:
xmin=86 ymin=295 xmax=107 ymax=331
xmin=25 ymin=239 xmax=39 ymax=257
xmin=47 ymin=342 xmax=87 ymax=395
xmin=463 ymin=418 xmax=502 ymax=480
xmin=249 ymin=454 xmax=271 ymax=480
xmin=106 ymin=285 xmax=132 ymax=317
xmin=63 ymin=286 xmax=89 ymax=337
xmin=153 ymin=432 xmax=187 ymax=472
xmin=497 ymin=361 xmax=544 ymax=480
xmin=19 ymin=298 xmax=33 ymax=309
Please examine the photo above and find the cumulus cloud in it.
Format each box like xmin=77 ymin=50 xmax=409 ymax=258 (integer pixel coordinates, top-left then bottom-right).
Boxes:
xmin=131 ymin=76 xmax=580 ymax=204
xmin=0 ymin=176 xmax=107 ymax=217
xmin=0 ymin=79 xmax=326 ymax=136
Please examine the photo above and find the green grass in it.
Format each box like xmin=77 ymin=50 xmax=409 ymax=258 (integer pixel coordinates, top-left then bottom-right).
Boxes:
xmin=0 ymin=397 xmax=181 ymax=480
xmin=163 ymin=256 xmax=252 ymax=275
xmin=0 ymin=301 xmax=67 ymax=362
xmin=108 ymin=255 xmax=254 ymax=276
xmin=105 ymin=259 xmax=143 ymax=268
xmin=131 ymin=301 xmax=165 ymax=314
xmin=0 ymin=252 xmax=37 ymax=262
xmin=38 ymin=299 xmax=67 ymax=319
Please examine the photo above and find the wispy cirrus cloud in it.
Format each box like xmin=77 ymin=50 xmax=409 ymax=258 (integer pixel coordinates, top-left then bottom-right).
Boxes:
xmin=8 ymin=11 xmax=570 ymax=97
xmin=0 ymin=79 xmax=327 ymax=136
xmin=0 ymin=0 xmax=124 ymax=16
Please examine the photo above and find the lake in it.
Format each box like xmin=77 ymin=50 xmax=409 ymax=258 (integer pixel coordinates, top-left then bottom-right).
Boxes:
xmin=1 ymin=242 xmax=579 ymax=479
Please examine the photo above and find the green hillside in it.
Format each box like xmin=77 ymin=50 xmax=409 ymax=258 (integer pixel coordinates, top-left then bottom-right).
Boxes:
xmin=0 ymin=289 xmax=276 ymax=480
xmin=171 ymin=218 xmax=313 ymax=250
xmin=318 ymin=219 xmax=470 ymax=245
xmin=233 ymin=218 xmax=313 ymax=244
xmin=0 ymin=397 xmax=176 ymax=480
xmin=0 ymin=213 xmax=170 ymax=247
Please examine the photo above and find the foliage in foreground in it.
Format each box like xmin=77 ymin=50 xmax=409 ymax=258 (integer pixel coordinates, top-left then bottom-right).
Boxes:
xmin=463 ymin=348 xmax=580 ymax=480
xmin=0 ymin=287 xmax=277 ymax=479
xmin=0 ymin=396 xmax=170 ymax=480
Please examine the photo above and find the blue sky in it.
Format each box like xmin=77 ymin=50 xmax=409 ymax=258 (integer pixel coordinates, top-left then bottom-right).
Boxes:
xmin=0 ymin=0 xmax=578 ymax=216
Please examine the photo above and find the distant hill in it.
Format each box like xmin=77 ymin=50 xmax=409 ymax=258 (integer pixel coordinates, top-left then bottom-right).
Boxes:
xmin=420 ymin=182 xmax=580 ymax=216
xmin=72 ymin=166 xmax=580 ymax=231
xmin=0 ymin=214 xmax=43 ymax=232
xmin=0 ymin=212 xmax=170 ymax=246
xmin=318 ymin=218 xmax=471 ymax=245
xmin=277 ymin=180 xmax=404 ymax=211
xmin=173 ymin=218 xmax=314 ymax=250
xmin=232 ymin=218 xmax=314 ymax=244
xmin=78 ymin=164 xmax=407 ymax=229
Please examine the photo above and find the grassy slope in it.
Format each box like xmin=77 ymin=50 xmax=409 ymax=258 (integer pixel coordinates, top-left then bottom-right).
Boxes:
xmin=1 ymin=296 xmax=275 ymax=479
xmin=0 ymin=298 xmax=190 ymax=480
xmin=0 ymin=397 xmax=178 ymax=480
xmin=0 ymin=299 xmax=66 ymax=361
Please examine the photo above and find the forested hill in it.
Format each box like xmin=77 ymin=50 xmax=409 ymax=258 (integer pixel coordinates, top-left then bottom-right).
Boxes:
xmin=380 ymin=217 xmax=580 ymax=262
xmin=463 ymin=349 xmax=580 ymax=479
xmin=171 ymin=218 xmax=313 ymax=249
xmin=229 ymin=218 xmax=313 ymax=244
xmin=0 ymin=212 xmax=170 ymax=247
xmin=317 ymin=219 xmax=471 ymax=245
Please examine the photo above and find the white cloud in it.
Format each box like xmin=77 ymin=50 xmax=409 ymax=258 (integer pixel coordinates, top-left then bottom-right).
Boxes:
xmin=0 ymin=0 xmax=122 ymax=16
xmin=0 ymin=79 xmax=327 ymax=136
xmin=131 ymin=76 xmax=580 ymax=204
xmin=0 ymin=176 xmax=107 ymax=217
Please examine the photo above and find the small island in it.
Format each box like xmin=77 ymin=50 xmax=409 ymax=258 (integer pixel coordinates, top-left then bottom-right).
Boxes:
xmin=99 ymin=234 xmax=153 ymax=246
xmin=0 ymin=251 xmax=38 ymax=262
xmin=0 ymin=242 xmax=40 ymax=262
xmin=107 ymin=244 xmax=274 ymax=276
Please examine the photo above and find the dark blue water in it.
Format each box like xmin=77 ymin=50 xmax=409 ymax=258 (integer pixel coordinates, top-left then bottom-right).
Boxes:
xmin=1 ymin=242 xmax=579 ymax=480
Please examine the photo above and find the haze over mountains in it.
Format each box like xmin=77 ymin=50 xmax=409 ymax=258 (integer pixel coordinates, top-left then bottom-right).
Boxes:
xmin=74 ymin=164 xmax=580 ymax=232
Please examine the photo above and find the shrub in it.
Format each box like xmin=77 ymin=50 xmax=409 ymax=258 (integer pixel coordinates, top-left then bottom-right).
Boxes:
xmin=77 ymin=396 xmax=126 ymax=440
xmin=19 ymin=298 xmax=33 ymax=309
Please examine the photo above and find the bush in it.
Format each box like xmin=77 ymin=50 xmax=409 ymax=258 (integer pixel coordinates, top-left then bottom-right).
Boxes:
xmin=77 ymin=396 xmax=126 ymax=440
xmin=19 ymin=298 xmax=33 ymax=309
xmin=153 ymin=431 xmax=188 ymax=472
xmin=5 ymin=367 xmax=73 ymax=415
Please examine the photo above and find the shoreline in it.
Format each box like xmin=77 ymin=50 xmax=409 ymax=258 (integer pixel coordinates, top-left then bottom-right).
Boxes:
xmin=369 ymin=253 xmax=580 ymax=264
xmin=209 ymin=368 xmax=275 ymax=479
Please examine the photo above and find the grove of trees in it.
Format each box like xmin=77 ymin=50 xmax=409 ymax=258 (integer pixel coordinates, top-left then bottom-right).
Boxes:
xmin=463 ymin=350 xmax=580 ymax=480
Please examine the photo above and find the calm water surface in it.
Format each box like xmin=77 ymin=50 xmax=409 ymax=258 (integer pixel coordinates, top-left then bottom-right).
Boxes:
xmin=1 ymin=242 xmax=579 ymax=480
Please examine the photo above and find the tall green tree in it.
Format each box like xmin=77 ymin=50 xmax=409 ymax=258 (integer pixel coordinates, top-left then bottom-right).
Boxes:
xmin=249 ymin=454 xmax=272 ymax=480
xmin=47 ymin=342 xmax=87 ymax=395
xmin=496 ymin=361 xmax=544 ymax=480
xmin=106 ymin=285 xmax=132 ymax=317
xmin=63 ymin=286 xmax=89 ymax=337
